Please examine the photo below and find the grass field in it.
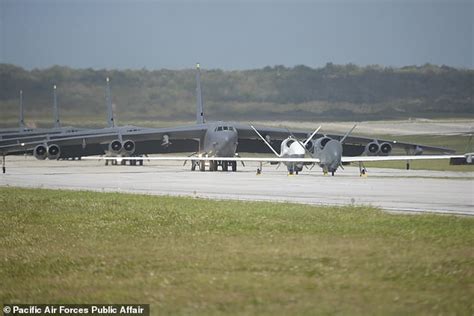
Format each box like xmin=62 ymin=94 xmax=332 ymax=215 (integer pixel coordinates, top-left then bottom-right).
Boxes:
xmin=0 ymin=187 xmax=472 ymax=315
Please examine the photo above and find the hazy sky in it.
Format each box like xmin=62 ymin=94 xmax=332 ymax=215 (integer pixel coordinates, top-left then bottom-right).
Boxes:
xmin=1 ymin=0 xmax=472 ymax=70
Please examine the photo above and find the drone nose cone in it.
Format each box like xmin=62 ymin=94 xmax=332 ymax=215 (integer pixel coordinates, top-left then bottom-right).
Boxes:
xmin=290 ymin=141 xmax=306 ymax=155
xmin=324 ymin=140 xmax=343 ymax=171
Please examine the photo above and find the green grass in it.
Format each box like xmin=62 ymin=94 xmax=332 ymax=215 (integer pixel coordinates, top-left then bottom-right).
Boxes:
xmin=362 ymin=159 xmax=474 ymax=172
xmin=0 ymin=188 xmax=473 ymax=315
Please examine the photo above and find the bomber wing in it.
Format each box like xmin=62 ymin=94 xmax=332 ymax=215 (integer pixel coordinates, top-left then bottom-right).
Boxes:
xmin=82 ymin=153 xmax=465 ymax=164
xmin=0 ymin=124 xmax=210 ymax=156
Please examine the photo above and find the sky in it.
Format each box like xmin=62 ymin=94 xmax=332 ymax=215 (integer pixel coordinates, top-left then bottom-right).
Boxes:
xmin=0 ymin=0 xmax=472 ymax=70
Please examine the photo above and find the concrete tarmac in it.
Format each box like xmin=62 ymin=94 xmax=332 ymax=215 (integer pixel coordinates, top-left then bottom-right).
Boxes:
xmin=1 ymin=156 xmax=473 ymax=216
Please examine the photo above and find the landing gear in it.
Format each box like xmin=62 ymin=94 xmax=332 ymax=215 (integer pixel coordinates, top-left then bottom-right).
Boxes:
xmin=331 ymin=171 xmax=335 ymax=176
xmin=192 ymin=160 xmax=237 ymax=172
xmin=105 ymin=157 xmax=143 ymax=166
xmin=359 ymin=162 xmax=368 ymax=177
xmin=210 ymin=160 xmax=218 ymax=171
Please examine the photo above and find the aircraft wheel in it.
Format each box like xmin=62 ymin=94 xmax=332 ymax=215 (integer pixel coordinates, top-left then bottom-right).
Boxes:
xmin=200 ymin=161 xmax=205 ymax=172
xmin=222 ymin=161 xmax=228 ymax=171
xmin=232 ymin=161 xmax=237 ymax=172
xmin=331 ymin=171 xmax=335 ymax=176
xmin=295 ymin=170 xmax=299 ymax=175
xmin=191 ymin=161 xmax=196 ymax=171
xmin=139 ymin=159 xmax=143 ymax=166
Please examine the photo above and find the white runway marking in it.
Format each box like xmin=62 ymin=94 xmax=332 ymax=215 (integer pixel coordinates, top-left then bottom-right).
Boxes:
xmin=1 ymin=157 xmax=473 ymax=216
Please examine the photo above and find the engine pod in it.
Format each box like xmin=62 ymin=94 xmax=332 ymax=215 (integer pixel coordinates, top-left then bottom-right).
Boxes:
xmin=47 ymin=144 xmax=61 ymax=160
xmin=34 ymin=144 xmax=48 ymax=160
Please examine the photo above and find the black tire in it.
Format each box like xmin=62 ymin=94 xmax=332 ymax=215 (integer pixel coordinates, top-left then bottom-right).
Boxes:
xmin=232 ymin=161 xmax=237 ymax=172
xmin=222 ymin=161 xmax=228 ymax=171
xmin=191 ymin=161 xmax=196 ymax=171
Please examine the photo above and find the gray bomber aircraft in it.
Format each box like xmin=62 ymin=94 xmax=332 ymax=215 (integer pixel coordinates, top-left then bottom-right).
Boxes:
xmin=1 ymin=64 xmax=457 ymax=174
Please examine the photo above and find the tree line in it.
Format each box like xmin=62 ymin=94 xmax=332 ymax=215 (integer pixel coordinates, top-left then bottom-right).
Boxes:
xmin=0 ymin=63 xmax=472 ymax=126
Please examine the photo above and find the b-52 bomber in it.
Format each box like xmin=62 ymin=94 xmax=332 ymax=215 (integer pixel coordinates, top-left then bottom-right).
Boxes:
xmin=1 ymin=64 xmax=456 ymax=174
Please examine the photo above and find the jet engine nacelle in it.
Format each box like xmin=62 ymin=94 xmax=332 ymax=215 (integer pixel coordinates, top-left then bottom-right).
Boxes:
xmin=109 ymin=139 xmax=122 ymax=154
xmin=34 ymin=144 xmax=48 ymax=160
xmin=122 ymin=140 xmax=135 ymax=155
xmin=365 ymin=141 xmax=380 ymax=156
xmin=379 ymin=142 xmax=392 ymax=156
xmin=313 ymin=136 xmax=332 ymax=153
xmin=47 ymin=144 xmax=61 ymax=160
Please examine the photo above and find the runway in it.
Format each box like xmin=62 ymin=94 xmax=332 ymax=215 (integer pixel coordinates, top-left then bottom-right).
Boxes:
xmin=1 ymin=156 xmax=473 ymax=216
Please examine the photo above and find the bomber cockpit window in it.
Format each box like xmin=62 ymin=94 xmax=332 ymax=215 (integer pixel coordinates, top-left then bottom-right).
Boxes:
xmin=228 ymin=126 xmax=234 ymax=131
xmin=217 ymin=126 xmax=223 ymax=131
xmin=223 ymin=126 xmax=229 ymax=131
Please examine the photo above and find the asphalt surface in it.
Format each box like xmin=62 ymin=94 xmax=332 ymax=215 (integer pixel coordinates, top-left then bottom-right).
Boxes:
xmin=1 ymin=156 xmax=473 ymax=216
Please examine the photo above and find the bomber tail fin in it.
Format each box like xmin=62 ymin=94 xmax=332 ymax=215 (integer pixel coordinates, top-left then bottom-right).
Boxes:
xmin=53 ymin=85 xmax=61 ymax=128
xmin=19 ymin=90 xmax=25 ymax=129
xmin=195 ymin=63 xmax=205 ymax=124
xmin=106 ymin=77 xmax=115 ymax=128
xmin=303 ymin=126 xmax=322 ymax=147
xmin=340 ymin=124 xmax=357 ymax=144
xmin=250 ymin=125 xmax=281 ymax=157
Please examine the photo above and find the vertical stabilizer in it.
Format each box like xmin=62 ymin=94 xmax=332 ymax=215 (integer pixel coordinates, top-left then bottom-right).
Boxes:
xmin=53 ymin=85 xmax=61 ymax=128
xmin=340 ymin=124 xmax=357 ymax=144
xmin=106 ymin=77 xmax=115 ymax=128
xmin=195 ymin=63 xmax=205 ymax=124
xmin=19 ymin=90 xmax=25 ymax=129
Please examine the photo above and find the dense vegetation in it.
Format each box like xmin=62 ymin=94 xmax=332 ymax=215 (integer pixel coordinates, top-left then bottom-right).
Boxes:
xmin=0 ymin=187 xmax=472 ymax=314
xmin=0 ymin=63 xmax=472 ymax=127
